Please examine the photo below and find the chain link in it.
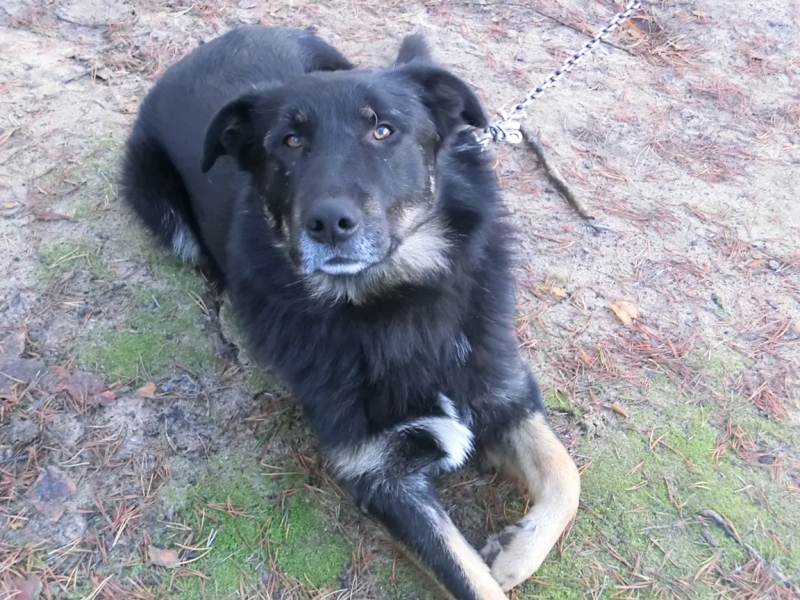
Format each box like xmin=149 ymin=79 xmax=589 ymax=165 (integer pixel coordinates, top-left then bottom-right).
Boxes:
xmin=479 ymin=0 xmax=642 ymax=144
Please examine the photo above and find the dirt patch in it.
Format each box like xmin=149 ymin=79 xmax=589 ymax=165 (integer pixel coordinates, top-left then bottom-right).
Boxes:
xmin=1 ymin=1 xmax=798 ymax=599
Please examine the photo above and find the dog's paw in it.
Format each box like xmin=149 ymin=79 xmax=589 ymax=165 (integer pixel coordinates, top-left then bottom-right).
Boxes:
xmin=480 ymin=522 xmax=534 ymax=591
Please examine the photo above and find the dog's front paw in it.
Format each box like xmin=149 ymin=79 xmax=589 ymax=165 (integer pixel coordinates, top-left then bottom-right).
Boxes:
xmin=480 ymin=522 xmax=534 ymax=591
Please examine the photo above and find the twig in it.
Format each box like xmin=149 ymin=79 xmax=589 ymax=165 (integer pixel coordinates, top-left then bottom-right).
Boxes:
xmin=698 ymin=509 xmax=799 ymax=593
xmin=520 ymin=126 xmax=594 ymax=222
xmin=473 ymin=2 xmax=635 ymax=56
xmin=60 ymin=69 xmax=91 ymax=84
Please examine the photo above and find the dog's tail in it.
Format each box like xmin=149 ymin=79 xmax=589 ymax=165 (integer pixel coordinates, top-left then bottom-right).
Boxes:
xmin=481 ymin=411 xmax=581 ymax=591
xmin=121 ymin=133 xmax=202 ymax=265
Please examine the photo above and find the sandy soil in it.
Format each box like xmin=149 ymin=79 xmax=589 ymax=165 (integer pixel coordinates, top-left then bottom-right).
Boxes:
xmin=1 ymin=1 xmax=798 ymax=599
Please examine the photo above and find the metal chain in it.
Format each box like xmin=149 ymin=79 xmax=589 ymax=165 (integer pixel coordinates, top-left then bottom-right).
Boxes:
xmin=480 ymin=0 xmax=642 ymax=144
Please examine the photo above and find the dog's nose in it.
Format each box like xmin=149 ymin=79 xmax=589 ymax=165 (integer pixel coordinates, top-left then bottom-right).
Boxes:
xmin=304 ymin=198 xmax=362 ymax=246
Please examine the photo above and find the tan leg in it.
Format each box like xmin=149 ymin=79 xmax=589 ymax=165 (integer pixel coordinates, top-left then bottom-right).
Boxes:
xmin=481 ymin=412 xmax=581 ymax=591
xmin=348 ymin=473 xmax=509 ymax=600
xmin=396 ymin=513 xmax=510 ymax=600
xmin=440 ymin=517 xmax=510 ymax=600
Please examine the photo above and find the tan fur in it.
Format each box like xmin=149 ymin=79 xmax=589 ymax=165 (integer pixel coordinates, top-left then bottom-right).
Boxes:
xmin=440 ymin=519 xmax=509 ymax=600
xmin=305 ymin=212 xmax=451 ymax=304
xmin=393 ymin=503 xmax=508 ymax=600
xmin=482 ymin=413 xmax=580 ymax=591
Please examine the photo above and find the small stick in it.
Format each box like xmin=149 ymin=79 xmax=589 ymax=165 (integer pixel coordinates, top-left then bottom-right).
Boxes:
xmin=477 ymin=2 xmax=636 ymax=56
xmin=521 ymin=126 xmax=594 ymax=221
xmin=699 ymin=509 xmax=799 ymax=593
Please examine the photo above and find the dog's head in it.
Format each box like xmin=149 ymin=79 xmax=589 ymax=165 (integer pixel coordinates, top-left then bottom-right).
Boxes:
xmin=202 ymin=35 xmax=487 ymax=302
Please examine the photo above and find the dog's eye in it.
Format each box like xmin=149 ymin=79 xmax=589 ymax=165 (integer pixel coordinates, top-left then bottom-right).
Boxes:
xmin=284 ymin=134 xmax=302 ymax=148
xmin=373 ymin=125 xmax=393 ymax=140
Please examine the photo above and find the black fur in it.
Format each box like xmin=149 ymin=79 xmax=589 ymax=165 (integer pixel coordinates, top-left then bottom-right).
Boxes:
xmin=122 ymin=26 xmax=555 ymax=600
xmin=121 ymin=26 xmax=353 ymax=280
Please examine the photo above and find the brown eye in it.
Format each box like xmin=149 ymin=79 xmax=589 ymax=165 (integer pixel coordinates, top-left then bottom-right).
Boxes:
xmin=285 ymin=134 xmax=302 ymax=148
xmin=373 ymin=125 xmax=393 ymax=140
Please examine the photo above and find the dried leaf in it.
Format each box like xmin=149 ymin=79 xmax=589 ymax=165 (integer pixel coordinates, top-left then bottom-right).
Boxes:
xmin=1 ymin=575 xmax=43 ymax=600
xmin=624 ymin=18 xmax=645 ymax=36
xmin=0 ymin=328 xmax=26 ymax=359
xmin=138 ymin=381 xmax=157 ymax=397
xmin=29 ymin=466 xmax=77 ymax=521
xmin=95 ymin=390 xmax=116 ymax=406
xmin=746 ymin=258 xmax=763 ymax=269
xmin=533 ymin=285 xmax=568 ymax=300
xmin=610 ymin=401 xmax=629 ymax=418
xmin=1 ymin=201 xmax=24 ymax=218
xmin=53 ymin=370 xmax=112 ymax=407
xmin=0 ymin=358 xmax=48 ymax=396
xmin=32 ymin=207 xmax=74 ymax=221
xmin=610 ymin=301 xmax=639 ymax=326
xmin=148 ymin=545 xmax=180 ymax=568
xmin=50 ymin=365 xmax=71 ymax=380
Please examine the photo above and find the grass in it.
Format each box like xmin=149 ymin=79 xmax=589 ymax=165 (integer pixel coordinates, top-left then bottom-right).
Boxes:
xmin=76 ymin=257 xmax=218 ymax=381
xmin=37 ymin=237 xmax=114 ymax=286
xmin=5 ymin=4 xmax=798 ymax=599
xmin=29 ymin=222 xmax=800 ymax=598
xmin=161 ymin=460 xmax=353 ymax=598
xmin=372 ymin=556 xmax=440 ymax=600
xmin=524 ymin=371 xmax=800 ymax=598
xmin=543 ymin=388 xmax=575 ymax=411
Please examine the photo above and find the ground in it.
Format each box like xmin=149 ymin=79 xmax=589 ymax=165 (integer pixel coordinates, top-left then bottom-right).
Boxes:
xmin=1 ymin=0 xmax=798 ymax=599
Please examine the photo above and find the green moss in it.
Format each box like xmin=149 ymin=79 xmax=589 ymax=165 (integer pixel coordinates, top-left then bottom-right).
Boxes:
xmin=519 ymin=372 xmax=800 ymax=598
xmin=543 ymin=388 xmax=573 ymax=411
xmin=70 ymin=133 xmax=120 ymax=205
xmin=73 ymin=199 xmax=95 ymax=220
xmin=163 ymin=460 xmax=352 ymax=598
xmin=39 ymin=239 xmax=92 ymax=270
xmin=77 ymin=261 xmax=216 ymax=380
xmin=33 ymin=132 xmax=120 ymax=218
xmin=245 ymin=365 xmax=285 ymax=399
xmin=277 ymin=492 xmax=352 ymax=586
xmin=682 ymin=347 xmax=749 ymax=398
xmin=36 ymin=237 xmax=113 ymax=286
xmin=372 ymin=555 xmax=439 ymax=600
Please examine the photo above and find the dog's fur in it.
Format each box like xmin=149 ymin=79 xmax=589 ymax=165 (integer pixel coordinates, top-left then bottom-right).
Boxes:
xmin=121 ymin=25 xmax=580 ymax=599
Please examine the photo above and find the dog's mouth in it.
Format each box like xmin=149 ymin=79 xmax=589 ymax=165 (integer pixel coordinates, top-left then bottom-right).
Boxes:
xmin=297 ymin=242 xmax=386 ymax=277
xmin=318 ymin=256 xmax=372 ymax=275
xmin=294 ymin=227 xmax=391 ymax=277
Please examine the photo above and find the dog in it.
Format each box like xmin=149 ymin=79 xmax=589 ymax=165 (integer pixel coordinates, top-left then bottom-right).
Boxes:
xmin=121 ymin=25 xmax=580 ymax=599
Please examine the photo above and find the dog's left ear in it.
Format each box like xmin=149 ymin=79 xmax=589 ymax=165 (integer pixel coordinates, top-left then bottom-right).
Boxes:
xmin=401 ymin=65 xmax=488 ymax=138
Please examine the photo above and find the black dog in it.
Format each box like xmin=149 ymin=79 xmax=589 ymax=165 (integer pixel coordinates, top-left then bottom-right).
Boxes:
xmin=122 ymin=25 xmax=580 ymax=599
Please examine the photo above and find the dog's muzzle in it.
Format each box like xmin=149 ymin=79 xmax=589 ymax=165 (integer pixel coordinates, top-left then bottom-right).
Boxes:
xmin=297 ymin=233 xmax=385 ymax=275
xmin=297 ymin=198 xmax=387 ymax=275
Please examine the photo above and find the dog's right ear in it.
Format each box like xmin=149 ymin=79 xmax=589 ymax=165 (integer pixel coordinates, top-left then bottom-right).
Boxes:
xmin=393 ymin=34 xmax=432 ymax=66
xmin=202 ymin=93 xmax=264 ymax=174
